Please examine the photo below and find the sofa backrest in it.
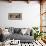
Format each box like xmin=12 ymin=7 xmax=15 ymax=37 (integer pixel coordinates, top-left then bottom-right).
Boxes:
xmin=8 ymin=27 xmax=33 ymax=36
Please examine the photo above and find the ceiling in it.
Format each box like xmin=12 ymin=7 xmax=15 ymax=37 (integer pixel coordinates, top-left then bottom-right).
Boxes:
xmin=1 ymin=0 xmax=39 ymax=1
xmin=0 ymin=0 xmax=45 ymax=4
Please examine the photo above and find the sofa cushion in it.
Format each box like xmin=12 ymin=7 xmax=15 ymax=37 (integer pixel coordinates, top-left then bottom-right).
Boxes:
xmin=9 ymin=33 xmax=34 ymax=43
xmin=8 ymin=27 xmax=14 ymax=34
xmin=14 ymin=28 xmax=21 ymax=33
xmin=21 ymin=28 xmax=27 ymax=35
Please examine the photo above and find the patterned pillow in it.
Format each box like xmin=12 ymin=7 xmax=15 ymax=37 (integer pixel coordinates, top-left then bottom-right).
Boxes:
xmin=8 ymin=27 xmax=14 ymax=34
xmin=14 ymin=28 xmax=21 ymax=33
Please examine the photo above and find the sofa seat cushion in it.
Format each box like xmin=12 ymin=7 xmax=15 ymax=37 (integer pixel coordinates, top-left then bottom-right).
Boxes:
xmin=8 ymin=33 xmax=34 ymax=43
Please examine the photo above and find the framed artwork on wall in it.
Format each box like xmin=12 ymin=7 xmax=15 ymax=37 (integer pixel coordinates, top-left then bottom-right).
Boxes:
xmin=8 ymin=13 xmax=22 ymax=20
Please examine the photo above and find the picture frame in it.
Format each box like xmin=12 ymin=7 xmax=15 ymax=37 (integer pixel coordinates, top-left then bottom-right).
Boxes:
xmin=8 ymin=13 xmax=22 ymax=20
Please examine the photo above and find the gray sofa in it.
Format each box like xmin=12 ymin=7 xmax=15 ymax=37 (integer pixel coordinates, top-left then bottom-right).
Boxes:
xmin=4 ymin=27 xmax=34 ymax=43
xmin=9 ymin=33 xmax=34 ymax=43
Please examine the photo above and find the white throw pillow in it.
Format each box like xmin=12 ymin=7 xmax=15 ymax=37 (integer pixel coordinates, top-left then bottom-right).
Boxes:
xmin=21 ymin=28 xmax=27 ymax=35
xmin=3 ymin=29 xmax=10 ymax=36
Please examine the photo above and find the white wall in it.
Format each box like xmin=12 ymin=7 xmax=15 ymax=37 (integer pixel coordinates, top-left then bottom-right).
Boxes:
xmin=0 ymin=1 xmax=40 ymax=28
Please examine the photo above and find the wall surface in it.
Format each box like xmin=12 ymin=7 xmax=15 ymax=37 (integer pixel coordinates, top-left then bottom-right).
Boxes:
xmin=0 ymin=1 xmax=40 ymax=28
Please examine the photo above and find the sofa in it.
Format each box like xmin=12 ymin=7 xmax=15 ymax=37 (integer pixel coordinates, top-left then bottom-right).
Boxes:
xmin=3 ymin=27 xmax=34 ymax=43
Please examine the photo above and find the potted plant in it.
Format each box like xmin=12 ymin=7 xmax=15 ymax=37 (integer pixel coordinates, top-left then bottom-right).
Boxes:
xmin=32 ymin=27 xmax=43 ymax=40
xmin=32 ymin=27 xmax=38 ymax=40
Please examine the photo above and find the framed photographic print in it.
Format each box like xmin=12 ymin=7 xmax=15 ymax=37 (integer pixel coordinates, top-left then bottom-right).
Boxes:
xmin=8 ymin=13 xmax=22 ymax=20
